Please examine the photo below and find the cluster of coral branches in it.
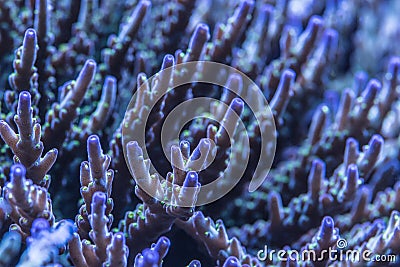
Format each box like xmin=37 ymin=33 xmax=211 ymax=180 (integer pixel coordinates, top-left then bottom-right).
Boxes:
xmin=0 ymin=0 xmax=399 ymax=266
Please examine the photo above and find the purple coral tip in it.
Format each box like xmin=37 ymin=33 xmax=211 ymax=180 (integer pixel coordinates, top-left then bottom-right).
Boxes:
xmin=24 ymin=28 xmax=36 ymax=39
xmin=193 ymin=23 xmax=210 ymax=43
xmin=11 ymin=164 xmax=26 ymax=180
xmin=87 ymin=135 xmax=102 ymax=156
xmin=347 ymin=164 xmax=358 ymax=175
xmin=140 ymin=0 xmax=151 ymax=7
xmin=196 ymin=23 xmax=209 ymax=34
xmin=92 ymin=191 xmax=106 ymax=205
xmin=112 ymin=232 xmax=126 ymax=248
xmin=19 ymin=91 xmax=32 ymax=107
xmin=88 ymin=134 xmax=100 ymax=144
xmin=199 ymin=138 xmax=211 ymax=150
xmin=127 ymin=141 xmax=144 ymax=158
xmin=319 ymin=216 xmax=335 ymax=240
xmin=308 ymin=15 xmax=324 ymax=29
xmin=152 ymin=236 xmax=170 ymax=258
xmin=162 ymin=54 xmax=174 ymax=67
xmin=114 ymin=232 xmax=125 ymax=241
xmin=141 ymin=248 xmax=159 ymax=264
xmin=226 ymin=73 xmax=242 ymax=89
xmin=324 ymin=29 xmax=339 ymax=56
xmin=180 ymin=140 xmax=190 ymax=158
xmin=194 ymin=23 xmax=210 ymax=41
xmin=31 ymin=218 xmax=50 ymax=238
xmin=230 ymin=98 xmax=244 ymax=114
xmin=311 ymin=159 xmax=325 ymax=174
xmin=83 ymin=59 xmax=97 ymax=72
xmin=180 ymin=140 xmax=190 ymax=149
xmin=282 ymin=69 xmax=296 ymax=82
xmin=366 ymin=79 xmax=382 ymax=93
xmin=184 ymin=171 xmax=199 ymax=188
xmin=388 ymin=57 xmax=400 ymax=73
xmin=369 ymin=134 xmax=384 ymax=149
xmin=202 ymin=138 xmax=210 ymax=145
xmin=322 ymin=216 xmax=334 ymax=228
xmin=353 ymin=71 xmax=368 ymax=94
xmin=241 ymin=0 xmax=255 ymax=9
xmin=86 ymin=59 xmax=96 ymax=67
xmin=261 ymin=3 xmax=274 ymax=14
xmin=105 ymin=75 xmax=117 ymax=85
xmin=325 ymin=29 xmax=338 ymax=42
xmin=223 ymin=256 xmax=241 ymax=267
xmin=188 ymin=260 xmax=201 ymax=267
xmin=355 ymin=71 xmax=368 ymax=82
xmin=19 ymin=91 xmax=31 ymax=100
xmin=346 ymin=137 xmax=358 ymax=147
xmin=157 ymin=236 xmax=170 ymax=247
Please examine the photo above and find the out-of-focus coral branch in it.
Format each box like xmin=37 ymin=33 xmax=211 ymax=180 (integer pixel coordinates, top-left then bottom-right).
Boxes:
xmin=0 ymin=231 xmax=21 ymax=266
xmin=102 ymin=0 xmax=151 ymax=77
xmin=86 ymin=76 xmax=117 ymax=134
xmin=18 ymin=218 xmax=74 ymax=267
xmin=43 ymin=59 xmax=96 ymax=150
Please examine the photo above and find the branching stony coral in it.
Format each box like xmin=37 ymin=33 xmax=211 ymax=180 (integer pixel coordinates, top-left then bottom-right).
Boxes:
xmin=0 ymin=0 xmax=399 ymax=266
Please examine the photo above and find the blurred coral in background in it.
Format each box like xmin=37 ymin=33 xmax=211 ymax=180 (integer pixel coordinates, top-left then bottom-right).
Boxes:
xmin=0 ymin=0 xmax=399 ymax=266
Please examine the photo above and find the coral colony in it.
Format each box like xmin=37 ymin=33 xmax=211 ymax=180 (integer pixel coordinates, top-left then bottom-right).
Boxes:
xmin=0 ymin=0 xmax=400 ymax=266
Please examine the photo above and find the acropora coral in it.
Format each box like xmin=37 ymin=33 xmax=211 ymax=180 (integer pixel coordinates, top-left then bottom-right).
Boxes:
xmin=0 ymin=0 xmax=399 ymax=266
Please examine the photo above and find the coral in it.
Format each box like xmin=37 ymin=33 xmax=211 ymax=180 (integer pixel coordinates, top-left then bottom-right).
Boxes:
xmin=0 ymin=0 xmax=399 ymax=266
